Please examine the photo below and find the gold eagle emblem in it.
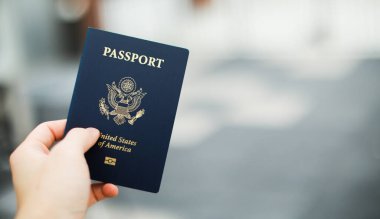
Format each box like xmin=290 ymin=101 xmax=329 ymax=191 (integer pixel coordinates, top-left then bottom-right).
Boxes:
xmin=99 ymin=77 xmax=147 ymax=125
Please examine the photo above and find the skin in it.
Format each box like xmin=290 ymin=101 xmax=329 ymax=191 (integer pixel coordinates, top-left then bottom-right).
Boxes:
xmin=9 ymin=119 xmax=119 ymax=219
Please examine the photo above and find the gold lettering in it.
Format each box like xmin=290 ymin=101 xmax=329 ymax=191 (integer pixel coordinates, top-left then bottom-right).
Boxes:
xmin=131 ymin=53 xmax=139 ymax=62
xmin=104 ymin=142 xmax=132 ymax=153
xmin=118 ymin=50 xmax=125 ymax=60
xmin=124 ymin=52 xmax=131 ymax=61
xmin=148 ymin=57 xmax=156 ymax=67
xmin=139 ymin=55 xmax=148 ymax=65
xmin=118 ymin=137 xmax=137 ymax=146
xmin=100 ymin=133 xmax=118 ymax=142
xmin=102 ymin=47 xmax=165 ymax=68
xmin=103 ymin=47 xmax=111 ymax=56
xmin=156 ymin=58 xmax=165 ymax=68
xmin=110 ymin=49 xmax=117 ymax=58
xmin=98 ymin=141 xmax=106 ymax=148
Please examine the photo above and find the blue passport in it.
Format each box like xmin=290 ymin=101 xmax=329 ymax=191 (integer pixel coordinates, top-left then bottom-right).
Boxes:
xmin=65 ymin=28 xmax=189 ymax=193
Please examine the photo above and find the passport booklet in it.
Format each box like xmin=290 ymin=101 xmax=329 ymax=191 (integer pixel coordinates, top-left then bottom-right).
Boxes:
xmin=65 ymin=28 xmax=189 ymax=193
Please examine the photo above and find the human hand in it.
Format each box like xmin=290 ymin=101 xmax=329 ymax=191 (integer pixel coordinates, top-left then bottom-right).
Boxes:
xmin=10 ymin=119 xmax=119 ymax=219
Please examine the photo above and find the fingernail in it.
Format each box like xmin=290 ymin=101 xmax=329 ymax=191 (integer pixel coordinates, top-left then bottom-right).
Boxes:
xmin=87 ymin=127 xmax=100 ymax=137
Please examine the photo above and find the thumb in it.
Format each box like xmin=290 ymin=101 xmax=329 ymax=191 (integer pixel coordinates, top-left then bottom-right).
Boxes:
xmin=55 ymin=127 xmax=100 ymax=153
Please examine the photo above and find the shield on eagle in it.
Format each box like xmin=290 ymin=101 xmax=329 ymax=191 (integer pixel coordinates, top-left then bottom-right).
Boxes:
xmin=99 ymin=77 xmax=147 ymax=125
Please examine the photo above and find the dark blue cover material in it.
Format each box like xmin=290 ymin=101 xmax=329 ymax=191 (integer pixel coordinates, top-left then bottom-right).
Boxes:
xmin=65 ymin=28 xmax=189 ymax=193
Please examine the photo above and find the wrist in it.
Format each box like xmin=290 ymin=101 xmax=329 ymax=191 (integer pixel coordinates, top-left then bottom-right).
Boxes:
xmin=16 ymin=201 xmax=85 ymax=219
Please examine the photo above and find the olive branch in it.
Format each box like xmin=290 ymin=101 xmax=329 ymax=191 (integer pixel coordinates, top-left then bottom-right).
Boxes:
xmin=99 ymin=98 xmax=110 ymax=119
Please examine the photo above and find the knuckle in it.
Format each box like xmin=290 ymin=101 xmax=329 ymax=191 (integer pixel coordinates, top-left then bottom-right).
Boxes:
xmin=67 ymin=127 xmax=89 ymax=138
xmin=36 ymin=121 xmax=49 ymax=129
xmin=68 ymin=127 xmax=85 ymax=134
xmin=9 ymin=149 xmax=19 ymax=166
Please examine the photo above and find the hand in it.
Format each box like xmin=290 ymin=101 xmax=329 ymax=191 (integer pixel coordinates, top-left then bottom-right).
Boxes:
xmin=9 ymin=120 xmax=119 ymax=219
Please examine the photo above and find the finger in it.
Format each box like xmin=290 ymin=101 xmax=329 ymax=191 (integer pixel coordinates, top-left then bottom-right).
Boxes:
xmin=22 ymin=119 xmax=67 ymax=151
xmin=89 ymin=183 xmax=119 ymax=207
xmin=56 ymin=127 xmax=100 ymax=153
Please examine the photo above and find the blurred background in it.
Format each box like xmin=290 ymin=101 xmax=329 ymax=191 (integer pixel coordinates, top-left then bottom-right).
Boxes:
xmin=1 ymin=0 xmax=380 ymax=218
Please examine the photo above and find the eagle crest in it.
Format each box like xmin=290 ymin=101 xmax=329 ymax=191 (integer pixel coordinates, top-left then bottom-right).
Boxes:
xmin=99 ymin=77 xmax=146 ymax=125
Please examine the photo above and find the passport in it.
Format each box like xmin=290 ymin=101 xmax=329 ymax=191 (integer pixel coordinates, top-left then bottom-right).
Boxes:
xmin=65 ymin=28 xmax=189 ymax=193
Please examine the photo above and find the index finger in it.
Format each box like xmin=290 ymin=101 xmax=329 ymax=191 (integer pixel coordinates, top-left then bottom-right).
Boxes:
xmin=22 ymin=119 xmax=67 ymax=151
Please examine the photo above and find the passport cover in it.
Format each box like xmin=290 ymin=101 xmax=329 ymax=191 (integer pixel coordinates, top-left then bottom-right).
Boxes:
xmin=65 ymin=28 xmax=189 ymax=193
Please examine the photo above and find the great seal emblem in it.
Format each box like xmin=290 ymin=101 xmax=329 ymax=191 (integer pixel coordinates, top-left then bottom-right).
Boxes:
xmin=99 ymin=77 xmax=147 ymax=125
